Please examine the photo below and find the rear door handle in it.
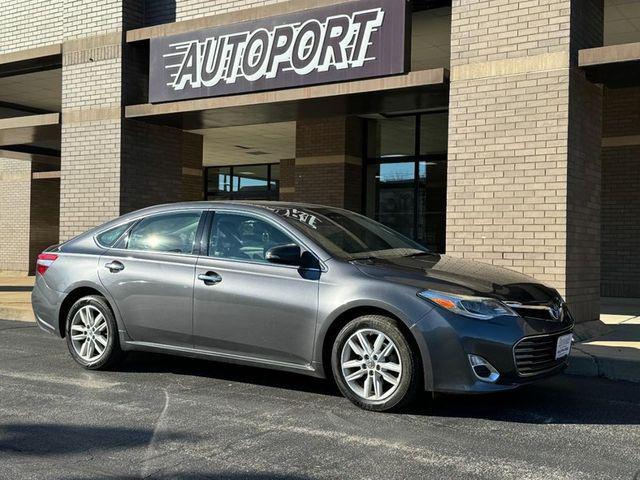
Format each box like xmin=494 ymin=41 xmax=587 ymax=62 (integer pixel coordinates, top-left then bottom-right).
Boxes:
xmin=198 ymin=272 xmax=222 ymax=285
xmin=105 ymin=261 xmax=125 ymax=272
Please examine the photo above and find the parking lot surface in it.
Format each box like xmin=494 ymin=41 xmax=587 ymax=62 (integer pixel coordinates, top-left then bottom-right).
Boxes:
xmin=1 ymin=319 xmax=639 ymax=480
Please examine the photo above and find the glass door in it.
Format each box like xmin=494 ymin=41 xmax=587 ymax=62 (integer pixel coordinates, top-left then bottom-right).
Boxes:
xmin=364 ymin=112 xmax=448 ymax=252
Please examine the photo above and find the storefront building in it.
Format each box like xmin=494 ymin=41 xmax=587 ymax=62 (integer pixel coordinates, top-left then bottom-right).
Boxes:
xmin=0 ymin=0 xmax=638 ymax=324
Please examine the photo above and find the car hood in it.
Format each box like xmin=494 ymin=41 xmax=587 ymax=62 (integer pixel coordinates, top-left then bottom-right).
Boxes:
xmin=352 ymin=253 xmax=559 ymax=304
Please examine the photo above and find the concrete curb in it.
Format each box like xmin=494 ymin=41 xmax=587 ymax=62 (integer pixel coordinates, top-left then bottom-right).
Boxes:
xmin=567 ymin=345 xmax=640 ymax=383
xmin=0 ymin=307 xmax=35 ymax=323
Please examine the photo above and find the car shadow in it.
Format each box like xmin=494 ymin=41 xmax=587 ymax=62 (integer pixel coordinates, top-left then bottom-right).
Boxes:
xmin=116 ymin=353 xmax=640 ymax=426
xmin=405 ymin=375 xmax=640 ymax=425
xmin=0 ymin=423 xmax=194 ymax=456
xmin=118 ymin=351 xmax=341 ymax=398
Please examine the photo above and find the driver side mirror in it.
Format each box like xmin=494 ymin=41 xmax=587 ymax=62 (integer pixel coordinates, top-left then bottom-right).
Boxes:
xmin=265 ymin=244 xmax=301 ymax=266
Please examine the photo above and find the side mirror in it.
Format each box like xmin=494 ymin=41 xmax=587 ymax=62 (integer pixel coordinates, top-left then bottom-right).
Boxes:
xmin=265 ymin=244 xmax=301 ymax=266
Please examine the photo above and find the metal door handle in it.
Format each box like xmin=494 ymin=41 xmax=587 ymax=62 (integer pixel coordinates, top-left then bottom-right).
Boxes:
xmin=105 ymin=261 xmax=125 ymax=272
xmin=198 ymin=272 xmax=222 ymax=285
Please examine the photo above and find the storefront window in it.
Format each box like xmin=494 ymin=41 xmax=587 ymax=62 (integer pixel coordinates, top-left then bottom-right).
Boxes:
xmin=365 ymin=113 xmax=448 ymax=252
xmin=205 ymin=163 xmax=279 ymax=201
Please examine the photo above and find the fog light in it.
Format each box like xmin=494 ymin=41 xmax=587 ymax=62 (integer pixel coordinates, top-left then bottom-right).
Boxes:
xmin=468 ymin=354 xmax=500 ymax=383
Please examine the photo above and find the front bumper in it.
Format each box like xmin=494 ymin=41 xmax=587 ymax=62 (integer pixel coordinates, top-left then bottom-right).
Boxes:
xmin=412 ymin=306 xmax=574 ymax=394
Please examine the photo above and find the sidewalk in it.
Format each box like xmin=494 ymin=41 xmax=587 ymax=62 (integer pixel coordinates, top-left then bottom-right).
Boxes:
xmin=567 ymin=298 xmax=640 ymax=383
xmin=0 ymin=275 xmax=35 ymax=322
xmin=0 ymin=275 xmax=638 ymax=383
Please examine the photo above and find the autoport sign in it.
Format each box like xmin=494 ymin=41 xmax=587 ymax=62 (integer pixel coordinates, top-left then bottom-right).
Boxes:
xmin=149 ymin=0 xmax=409 ymax=103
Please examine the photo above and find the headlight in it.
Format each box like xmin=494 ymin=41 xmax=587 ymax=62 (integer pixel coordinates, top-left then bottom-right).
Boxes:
xmin=417 ymin=290 xmax=519 ymax=320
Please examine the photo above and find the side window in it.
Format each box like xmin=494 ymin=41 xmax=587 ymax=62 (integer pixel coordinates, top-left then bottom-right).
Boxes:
xmin=209 ymin=213 xmax=296 ymax=263
xmin=96 ymin=222 xmax=132 ymax=247
xmin=127 ymin=211 xmax=202 ymax=254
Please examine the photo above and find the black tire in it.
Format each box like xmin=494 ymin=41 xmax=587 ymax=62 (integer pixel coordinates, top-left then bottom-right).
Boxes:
xmin=65 ymin=295 xmax=125 ymax=370
xmin=331 ymin=315 xmax=420 ymax=412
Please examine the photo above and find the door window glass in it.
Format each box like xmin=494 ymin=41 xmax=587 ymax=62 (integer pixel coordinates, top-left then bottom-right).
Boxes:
xmin=127 ymin=211 xmax=202 ymax=254
xmin=209 ymin=213 xmax=296 ymax=263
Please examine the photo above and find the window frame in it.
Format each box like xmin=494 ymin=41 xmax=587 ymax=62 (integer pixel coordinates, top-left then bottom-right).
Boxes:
xmin=201 ymin=209 xmax=323 ymax=270
xmin=204 ymin=163 xmax=280 ymax=201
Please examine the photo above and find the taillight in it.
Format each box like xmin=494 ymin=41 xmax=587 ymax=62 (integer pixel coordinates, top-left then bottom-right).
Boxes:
xmin=36 ymin=253 xmax=58 ymax=276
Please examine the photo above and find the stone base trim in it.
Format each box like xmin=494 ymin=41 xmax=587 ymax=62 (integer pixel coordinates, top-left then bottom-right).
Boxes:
xmin=452 ymin=51 xmax=570 ymax=82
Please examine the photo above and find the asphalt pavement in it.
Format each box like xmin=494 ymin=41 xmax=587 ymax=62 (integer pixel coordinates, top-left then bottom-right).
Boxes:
xmin=1 ymin=319 xmax=639 ymax=480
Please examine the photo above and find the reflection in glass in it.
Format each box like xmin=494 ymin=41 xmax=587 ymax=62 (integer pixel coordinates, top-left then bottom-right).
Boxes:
xmin=367 ymin=116 xmax=416 ymax=158
xmin=205 ymin=163 xmax=279 ymax=201
xmin=366 ymin=162 xmax=416 ymax=239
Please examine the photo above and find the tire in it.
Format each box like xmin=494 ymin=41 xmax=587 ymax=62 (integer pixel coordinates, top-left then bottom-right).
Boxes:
xmin=65 ymin=295 xmax=125 ymax=370
xmin=331 ymin=315 xmax=420 ymax=412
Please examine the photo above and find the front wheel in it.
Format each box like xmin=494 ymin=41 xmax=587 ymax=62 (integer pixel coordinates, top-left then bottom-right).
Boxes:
xmin=331 ymin=315 xmax=420 ymax=412
xmin=65 ymin=295 xmax=124 ymax=370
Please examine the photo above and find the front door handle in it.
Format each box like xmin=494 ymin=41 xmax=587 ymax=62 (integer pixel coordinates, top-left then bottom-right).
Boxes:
xmin=198 ymin=272 xmax=222 ymax=285
xmin=105 ymin=261 xmax=125 ymax=273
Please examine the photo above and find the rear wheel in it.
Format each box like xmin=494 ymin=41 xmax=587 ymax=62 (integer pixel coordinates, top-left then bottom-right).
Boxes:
xmin=65 ymin=295 xmax=124 ymax=370
xmin=331 ymin=315 xmax=420 ymax=412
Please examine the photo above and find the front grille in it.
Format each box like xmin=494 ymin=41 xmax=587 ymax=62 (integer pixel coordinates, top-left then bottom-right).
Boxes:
xmin=513 ymin=330 xmax=571 ymax=376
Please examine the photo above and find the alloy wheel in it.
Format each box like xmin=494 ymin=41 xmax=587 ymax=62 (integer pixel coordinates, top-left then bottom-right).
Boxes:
xmin=340 ymin=328 xmax=402 ymax=402
xmin=70 ymin=305 xmax=109 ymax=363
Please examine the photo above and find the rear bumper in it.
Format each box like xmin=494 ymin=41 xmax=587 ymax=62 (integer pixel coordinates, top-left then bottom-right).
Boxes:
xmin=31 ymin=276 xmax=64 ymax=336
xmin=412 ymin=307 xmax=574 ymax=394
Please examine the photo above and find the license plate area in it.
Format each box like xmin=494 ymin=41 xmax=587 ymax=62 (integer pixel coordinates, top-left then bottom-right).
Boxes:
xmin=555 ymin=333 xmax=573 ymax=360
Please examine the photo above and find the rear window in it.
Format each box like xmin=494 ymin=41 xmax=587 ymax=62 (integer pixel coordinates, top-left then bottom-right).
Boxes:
xmin=95 ymin=222 xmax=132 ymax=248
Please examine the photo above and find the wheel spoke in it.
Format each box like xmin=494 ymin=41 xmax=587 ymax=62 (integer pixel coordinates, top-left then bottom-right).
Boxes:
xmin=345 ymin=370 xmax=366 ymax=382
xmin=373 ymin=334 xmax=385 ymax=355
xmin=363 ymin=375 xmax=372 ymax=398
xmin=356 ymin=332 xmax=373 ymax=356
xmin=347 ymin=339 xmax=364 ymax=357
xmin=94 ymin=315 xmax=107 ymax=331
xmin=94 ymin=340 xmax=105 ymax=355
xmin=379 ymin=362 xmax=401 ymax=373
xmin=79 ymin=309 xmax=89 ymax=327
xmin=80 ymin=340 xmax=89 ymax=358
xmin=94 ymin=334 xmax=107 ymax=347
xmin=380 ymin=342 xmax=394 ymax=358
xmin=373 ymin=373 xmax=384 ymax=398
xmin=379 ymin=370 xmax=399 ymax=386
xmin=71 ymin=333 xmax=86 ymax=341
xmin=342 ymin=359 xmax=362 ymax=370
xmin=71 ymin=324 xmax=85 ymax=333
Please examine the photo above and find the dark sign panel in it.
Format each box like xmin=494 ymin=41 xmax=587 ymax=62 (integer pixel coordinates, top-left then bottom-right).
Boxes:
xmin=149 ymin=0 xmax=410 ymax=103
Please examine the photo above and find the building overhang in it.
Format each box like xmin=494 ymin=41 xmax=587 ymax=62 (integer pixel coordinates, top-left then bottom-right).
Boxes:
xmin=580 ymin=42 xmax=640 ymax=87
xmin=125 ymin=68 xmax=449 ymax=129
xmin=0 ymin=44 xmax=62 ymax=78
xmin=0 ymin=113 xmax=61 ymax=156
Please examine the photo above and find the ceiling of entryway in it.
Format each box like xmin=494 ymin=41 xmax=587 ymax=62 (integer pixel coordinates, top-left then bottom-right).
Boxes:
xmin=605 ymin=0 xmax=640 ymax=45
xmin=190 ymin=121 xmax=296 ymax=167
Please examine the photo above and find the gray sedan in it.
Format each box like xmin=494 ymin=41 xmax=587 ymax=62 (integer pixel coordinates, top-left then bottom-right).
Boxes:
xmin=32 ymin=202 xmax=574 ymax=411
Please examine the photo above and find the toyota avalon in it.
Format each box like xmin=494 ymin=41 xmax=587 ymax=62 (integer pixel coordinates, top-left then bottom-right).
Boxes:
xmin=32 ymin=202 xmax=574 ymax=411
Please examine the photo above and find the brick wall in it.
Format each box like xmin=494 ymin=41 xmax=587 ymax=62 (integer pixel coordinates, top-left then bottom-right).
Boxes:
xmin=29 ymin=177 xmax=61 ymax=272
xmin=447 ymin=0 xmax=603 ymax=322
xmin=601 ymin=86 xmax=640 ymax=298
xmin=144 ymin=0 xmax=289 ymax=26
xmin=0 ymin=159 xmax=32 ymax=273
xmin=0 ymin=1 xmax=63 ymax=54
xmin=121 ymin=120 xmax=203 ymax=213
xmin=293 ymin=116 xmax=363 ymax=212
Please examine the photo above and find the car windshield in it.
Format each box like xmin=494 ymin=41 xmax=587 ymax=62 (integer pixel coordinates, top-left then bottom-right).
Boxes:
xmin=266 ymin=206 xmax=429 ymax=260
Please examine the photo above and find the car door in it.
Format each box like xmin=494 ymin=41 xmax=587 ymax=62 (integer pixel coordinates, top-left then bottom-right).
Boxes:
xmin=98 ymin=209 xmax=204 ymax=347
xmin=193 ymin=210 xmax=320 ymax=366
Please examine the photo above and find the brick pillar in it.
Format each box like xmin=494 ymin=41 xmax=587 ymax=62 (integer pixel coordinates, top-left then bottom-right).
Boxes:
xmin=59 ymin=0 xmax=202 ymax=239
xmin=0 ymin=158 xmax=31 ymax=273
xmin=292 ymin=116 xmax=363 ymax=212
xmin=447 ymin=0 xmax=603 ymax=323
